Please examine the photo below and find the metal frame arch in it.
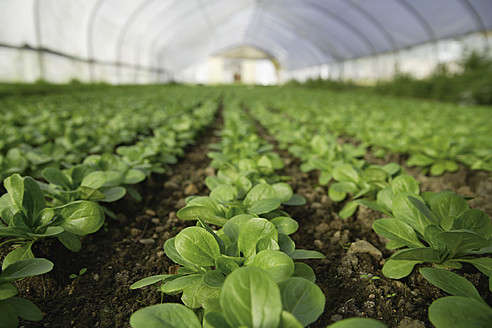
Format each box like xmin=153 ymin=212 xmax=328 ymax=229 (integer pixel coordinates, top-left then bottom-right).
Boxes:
xmin=115 ymin=0 xmax=155 ymax=83
xmin=459 ymin=0 xmax=491 ymax=50
xmin=86 ymin=0 xmax=106 ymax=82
xmin=250 ymin=6 xmax=342 ymax=65
xmin=306 ymin=1 xmax=377 ymax=56
xmin=33 ymin=0 xmax=45 ymax=80
xmin=344 ymin=0 xmax=398 ymax=51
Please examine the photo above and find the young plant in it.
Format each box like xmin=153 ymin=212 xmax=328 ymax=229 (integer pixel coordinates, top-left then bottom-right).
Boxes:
xmin=328 ymin=163 xmax=401 ymax=218
xmin=69 ymin=267 xmax=87 ymax=280
xmin=0 ymin=174 xmax=105 ymax=263
xmin=130 ymin=266 xmax=325 ymax=328
xmin=373 ymin=189 xmax=492 ymax=279
xmin=39 ymin=165 xmax=127 ymax=205
xmin=0 ymin=258 xmax=54 ymax=328
xmin=420 ymin=267 xmax=492 ymax=328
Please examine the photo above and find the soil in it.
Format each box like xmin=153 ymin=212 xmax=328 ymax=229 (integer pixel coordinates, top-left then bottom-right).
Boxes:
xmin=5 ymin=109 xmax=492 ymax=328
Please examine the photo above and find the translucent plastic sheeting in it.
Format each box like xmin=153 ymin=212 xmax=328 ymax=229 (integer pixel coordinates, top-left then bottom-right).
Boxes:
xmin=0 ymin=0 xmax=491 ymax=83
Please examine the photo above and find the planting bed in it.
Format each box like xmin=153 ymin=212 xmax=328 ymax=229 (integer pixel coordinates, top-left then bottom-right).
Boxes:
xmin=6 ymin=106 xmax=490 ymax=328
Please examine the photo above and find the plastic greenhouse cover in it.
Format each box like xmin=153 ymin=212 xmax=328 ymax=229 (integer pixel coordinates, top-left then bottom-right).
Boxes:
xmin=0 ymin=0 xmax=491 ymax=72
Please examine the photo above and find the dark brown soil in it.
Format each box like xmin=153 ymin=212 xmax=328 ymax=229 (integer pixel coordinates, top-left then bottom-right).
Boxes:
xmin=5 ymin=109 xmax=492 ymax=328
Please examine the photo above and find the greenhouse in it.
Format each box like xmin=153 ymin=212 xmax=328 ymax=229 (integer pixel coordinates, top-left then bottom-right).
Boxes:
xmin=0 ymin=1 xmax=492 ymax=328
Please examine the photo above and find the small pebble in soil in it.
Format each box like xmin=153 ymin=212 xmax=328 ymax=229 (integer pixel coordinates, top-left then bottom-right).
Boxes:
xmin=93 ymin=274 xmax=99 ymax=281
xmin=151 ymin=218 xmax=160 ymax=224
xmin=130 ymin=228 xmax=141 ymax=237
xmin=139 ymin=238 xmax=155 ymax=245
xmin=184 ymin=183 xmax=199 ymax=195
xmin=157 ymin=251 xmax=165 ymax=257
xmin=145 ymin=209 xmax=156 ymax=216
xmin=330 ymin=314 xmax=343 ymax=322
xmin=347 ymin=240 xmax=382 ymax=260
xmin=156 ymin=226 xmax=165 ymax=233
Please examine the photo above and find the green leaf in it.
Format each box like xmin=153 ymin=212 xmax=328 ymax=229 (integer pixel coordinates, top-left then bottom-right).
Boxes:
xmin=459 ymin=257 xmax=492 ymax=278
xmin=278 ymin=277 xmax=325 ymax=326
xmin=100 ymin=187 xmax=126 ymax=202
xmin=280 ymin=311 xmax=303 ymax=328
xmin=332 ymin=164 xmax=359 ymax=183
xmin=430 ymin=162 xmax=447 ymax=176
xmin=43 ymin=168 xmax=72 ymax=190
xmin=0 ymin=258 xmax=53 ymax=283
xmin=251 ymin=250 xmax=295 ymax=283
xmin=163 ymin=237 xmax=196 ymax=268
xmin=419 ymin=268 xmax=482 ymax=302
xmin=393 ymin=193 xmax=429 ymax=235
xmin=181 ymin=279 xmax=220 ymax=309
xmin=429 ymin=191 xmax=469 ymax=226
xmin=355 ymin=199 xmax=391 ymax=216
xmin=129 ymin=303 xmax=201 ymax=328
xmin=203 ymin=312 xmax=231 ymax=328
xmin=437 ymin=230 xmax=490 ymax=258
xmin=175 ymin=227 xmax=221 ymax=267
xmin=57 ymin=231 xmax=82 ymax=252
xmin=339 ymin=201 xmax=359 ymax=219
xmin=77 ymin=186 xmax=106 ymax=201
xmin=57 ymin=201 xmax=104 ymax=235
xmin=161 ymin=274 xmax=202 ymax=293
xmin=243 ymin=184 xmax=276 ymax=207
xmin=377 ymin=187 xmax=394 ymax=213
xmin=124 ymin=169 xmax=146 ymax=185
xmin=327 ymin=317 xmax=388 ymax=328
xmin=210 ymin=184 xmax=236 ymax=202
xmin=5 ymin=297 xmax=42 ymax=321
xmin=452 ymin=209 xmax=492 ymax=238
xmin=238 ymin=218 xmax=278 ymax=258
xmin=407 ymin=196 xmax=439 ymax=227
xmin=0 ymin=283 xmax=18 ymax=300
xmin=331 ymin=182 xmax=359 ymax=193
xmin=329 ymin=188 xmax=347 ymax=202
xmin=288 ymin=250 xmax=325 ymax=260
xmin=0 ymin=301 xmax=18 ymax=327
xmin=381 ymin=259 xmax=420 ymax=279
xmin=220 ymin=266 xmax=282 ymax=328
xmin=196 ymin=217 xmax=226 ymax=254
xmin=202 ymin=270 xmax=226 ymax=288
xmin=372 ymin=218 xmax=425 ymax=248
xmin=177 ymin=206 xmax=227 ymax=226
xmin=223 ymin=214 xmax=254 ymax=242
xmin=4 ymin=174 xmax=24 ymax=210
xmin=292 ymin=262 xmax=316 ymax=282
xmin=363 ymin=166 xmax=388 ymax=181
xmin=2 ymin=244 xmax=34 ymax=270
xmin=272 ymin=183 xmax=293 ymax=203
xmin=22 ymin=177 xmax=47 ymax=221
xmin=282 ymin=194 xmax=306 ymax=206
xmin=215 ymin=256 xmax=241 ymax=275
xmin=248 ymin=198 xmax=281 ymax=215
xmin=391 ymin=247 xmax=443 ymax=262
xmin=391 ymin=175 xmax=420 ymax=195
xmin=278 ymin=233 xmax=296 ymax=255
xmin=130 ymin=275 xmax=168 ymax=289
xmin=270 ymin=217 xmax=299 ymax=235
xmin=429 ymin=296 xmax=492 ymax=328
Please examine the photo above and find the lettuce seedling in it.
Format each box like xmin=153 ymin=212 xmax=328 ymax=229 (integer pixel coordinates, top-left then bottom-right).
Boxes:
xmin=373 ymin=190 xmax=492 ymax=279
xmin=39 ymin=165 xmax=127 ymax=205
xmin=0 ymin=174 xmax=105 ymax=262
xmin=328 ymin=163 xmax=401 ymax=218
xmin=0 ymin=258 xmax=53 ymax=328
xmin=130 ymin=266 xmax=325 ymax=328
xmin=420 ymin=268 xmax=492 ymax=328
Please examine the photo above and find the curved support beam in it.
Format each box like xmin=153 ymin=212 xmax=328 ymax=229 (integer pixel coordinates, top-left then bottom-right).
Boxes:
xmin=33 ymin=0 xmax=45 ymax=80
xmin=345 ymin=0 xmax=398 ymax=51
xmin=86 ymin=0 xmax=106 ymax=82
xmin=307 ymin=1 xmax=377 ymax=56
xmin=116 ymin=0 xmax=154 ymax=83
xmin=459 ymin=0 xmax=490 ymax=50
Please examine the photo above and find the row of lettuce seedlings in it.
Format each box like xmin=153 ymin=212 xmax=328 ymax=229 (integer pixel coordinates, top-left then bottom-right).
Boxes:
xmin=247 ymin=101 xmax=492 ymax=327
xmin=0 ymin=101 xmax=217 ymax=328
xmin=130 ymin=97 xmax=337 ymax=328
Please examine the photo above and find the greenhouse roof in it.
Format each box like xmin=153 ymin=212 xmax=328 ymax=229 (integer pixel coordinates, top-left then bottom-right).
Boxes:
xmin=0 ymin=0 xmax=491 ymax=72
